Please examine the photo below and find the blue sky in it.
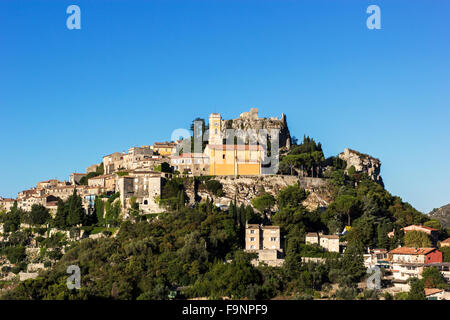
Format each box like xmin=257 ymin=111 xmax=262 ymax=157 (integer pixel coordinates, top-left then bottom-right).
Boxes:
xmin=0 ymin=0 xmax=449 ymax=213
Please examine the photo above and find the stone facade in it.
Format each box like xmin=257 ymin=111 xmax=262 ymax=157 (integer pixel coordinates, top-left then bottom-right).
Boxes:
xmin=245 ymin=223 xmax=284 ymax=266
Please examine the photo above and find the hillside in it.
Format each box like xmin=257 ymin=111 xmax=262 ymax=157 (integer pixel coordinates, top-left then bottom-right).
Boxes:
xmin=428 ymin=204 xmax=450 ymax=227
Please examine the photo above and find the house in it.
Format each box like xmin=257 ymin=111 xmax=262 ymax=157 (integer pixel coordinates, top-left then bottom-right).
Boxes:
xmin=0 ymin=197 xmax=15 ymax=212
xmin=305 ymin=232 xmax=340 ymax=252
xmin=364 ymin=249 xmax=389 ymax=268
xmin=70 ymin=173 xmax=87 ymax=185
xmin=389 ymin=247 xmax=443 ymax=291
xmin=170 ymin=153 xmax=209 ymax=175
xmin=440 ymin=238 xmax=450 ymax=247
xmin=425 ymin=288 xmax=446 ymax=300
xmin=245 ymin=224 xmax=284 ymax=266
xmin=116 ymin=171 xmax=166 ymax=215
xmin=151 ymin=141 xmax=177 ymax=157
xmin=36 ymin=179 xmax=61 ymax=190
xmin=87 ymin=174 xmax=116 ymax=191
xmin=389 ymin=247 xmax=442 ymax=264
xmin=388 ymin=225 xmax=439 ymax=246
xmin=103 ymin=152 xmax=125 ymax=174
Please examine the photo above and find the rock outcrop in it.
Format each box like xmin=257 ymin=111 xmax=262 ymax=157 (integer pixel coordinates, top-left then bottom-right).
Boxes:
xmin=338 ymin=148 xmax=383 ymax=186
xmin=428 ymin=204 xmax=450 ymax=227
xmin=221 ymin=108 xmax=292 ymax=150
xmin=187 ymin=175 xmax=333 ymax=212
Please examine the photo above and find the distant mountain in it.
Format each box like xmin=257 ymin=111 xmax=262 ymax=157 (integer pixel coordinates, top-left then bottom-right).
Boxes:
xmin=428 ymin=204 xmax=450 ymax=227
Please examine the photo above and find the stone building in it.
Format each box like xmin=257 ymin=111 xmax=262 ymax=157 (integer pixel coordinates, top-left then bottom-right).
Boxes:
xmin=151 ymin=141 xmax=177 ymax=156
xmin=245 ymin=224 xmax=284 ymax=266
xmin=170 ymin=153 xmax=209 ymax=176
xmin=305 ymin=232 xmax=340 ymax=252
xmin=70 ymin=173 xmax=87 ymax=185
xmin=0 ymin=197 xmax=15 ymax=212
xmin=88 ymin=174 xmax=116 ymax=192
xmin=103 ymin=152 xmax=125 ymax=175
xmin=116 ymin=171 xmax=166 ymax=215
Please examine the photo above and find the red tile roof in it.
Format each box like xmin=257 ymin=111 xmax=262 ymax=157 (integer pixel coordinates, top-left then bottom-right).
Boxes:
xmin=403 ymin=225 xmax=438 ymax=232
xmin=425 ymin=288 xmax=444 ymax=296
xmin=389 ymin=247 xmax=437 ymax=255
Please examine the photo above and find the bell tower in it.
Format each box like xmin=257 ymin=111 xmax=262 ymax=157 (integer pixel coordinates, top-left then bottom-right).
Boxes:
xmin=208 ymin=113 xmax=222 ymax=145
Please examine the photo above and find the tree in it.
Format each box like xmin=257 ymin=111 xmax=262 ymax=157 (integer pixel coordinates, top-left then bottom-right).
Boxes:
xmin=94 ymin=197 xmax=105 ymax=225
xmin=424 ymin=219 xmax=443 ymax=231
xmin=251 ymin=193 xmax=275 ymax=216
xmin=329 ymin=195 xmax=360 ymax=227
xmin=404 ymin=231 xmax=432 ymax=248
xmin=407 ymin=278 xmax=426 ymax=300
xmin=2 ymin=202 xmax=22 ymax=233
xmin=340 ymin=240 xmax=365 ymax=283
xmin=277 ymin=185 xmax=308 ymax=210
xmin=29 ymin=204 xmax=51 ymax=226
xmin=440 ymin=246 xmax=450 ymax=262
xmin=53 ymin=199 xmax=67 ymax=229
xmin=66 ymin=189 xmax=85 ymax=226
xmin=421 ymin=266 xmax=446 ymax=288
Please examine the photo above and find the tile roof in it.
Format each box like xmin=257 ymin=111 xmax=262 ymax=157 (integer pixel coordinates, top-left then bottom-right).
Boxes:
xmin=403 ymin=225 xmax=438 ymax=232
xmin=389 ymin=247 xmax=437 ymax=255
xmin=425 ymin=288 xmax=444 ymax=296
xmin=441 ymin=238 xmax=450 ymax=244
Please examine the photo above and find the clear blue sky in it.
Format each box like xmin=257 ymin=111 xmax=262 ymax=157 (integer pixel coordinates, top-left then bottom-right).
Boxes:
xmin=1 ymin=0 xmax=449 ymax=213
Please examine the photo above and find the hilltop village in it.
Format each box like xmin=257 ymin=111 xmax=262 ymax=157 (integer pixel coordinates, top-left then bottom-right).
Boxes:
xmin=1 ymin=108 xmax=450 ymax=300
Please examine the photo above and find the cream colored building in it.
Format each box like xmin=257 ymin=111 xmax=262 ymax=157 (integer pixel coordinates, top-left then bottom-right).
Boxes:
xmin=70 ymin=173 xmax=87 ymax=185
xmin=305 ymin=232 xmax=340 ymax=252
xmin=170 ymin=153 xmax=209 ymax=175
xmin=0 ymin=197 xmax=15 ymax=212
xmin=245 ymin=224 xmax=283 ymax=266
xmin=88 ymin=174 xmax=116 ymax=191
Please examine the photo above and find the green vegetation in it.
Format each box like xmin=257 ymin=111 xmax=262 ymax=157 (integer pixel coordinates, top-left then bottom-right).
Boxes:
xmin=79 ymin=163 xmax=104 ymax=185
xmin=279 ymin=136 xmax=324 ymax=177
xmin=404 ymin=230 xmax=432 ymax=247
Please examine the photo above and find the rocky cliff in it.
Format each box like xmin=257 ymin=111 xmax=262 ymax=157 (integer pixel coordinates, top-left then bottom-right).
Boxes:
xmin=338 ymin=148 xmax=383 ymax=186
xmin=186 ymin=175 xmax=333 ymax=212
xmin=428 ymin=204 xmax=450 ymax=227
xmin=221 ymin=108 xmax=292 ymax=150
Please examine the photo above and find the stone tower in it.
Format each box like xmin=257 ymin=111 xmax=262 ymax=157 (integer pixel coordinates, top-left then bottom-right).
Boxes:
xmin=208 ymin=113 xmax=222 ymax=145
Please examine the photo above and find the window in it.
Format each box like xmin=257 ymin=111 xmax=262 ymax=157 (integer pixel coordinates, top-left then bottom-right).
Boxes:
xmin=270 ymin=237 xmax=277 ymax=242
xmin=144 ymin=200 xmax=148 ymax=205
xmin=222 ymin=154 xmax=225 ymax=159
xmin=250 ymin=237 xmax=255 ymax=242
xmin=250 ymin=230 xmax=255 ymax=234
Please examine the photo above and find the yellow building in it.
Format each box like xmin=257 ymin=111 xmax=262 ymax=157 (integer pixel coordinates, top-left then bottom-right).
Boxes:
xmin=207 ymin=144 xmax=262 ymax=176
xmin=151 ymin=141 xmax=177 ymax=156
xmin=206 ymin=112 xmax=263 ymax=176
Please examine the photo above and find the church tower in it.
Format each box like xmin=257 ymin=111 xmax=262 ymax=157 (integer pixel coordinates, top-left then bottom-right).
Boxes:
xmin=208 ymin=113 xmax=222 ymax=145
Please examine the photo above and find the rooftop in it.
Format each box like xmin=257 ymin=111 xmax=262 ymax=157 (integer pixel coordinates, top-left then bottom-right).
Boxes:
xmin=389 ymin=247 xmax=437 ymax=255
xmin=425 ymin=288 xmax=444 ymax=296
